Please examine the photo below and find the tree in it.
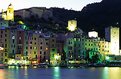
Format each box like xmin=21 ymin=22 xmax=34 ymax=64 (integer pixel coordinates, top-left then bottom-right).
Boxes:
xmin=85 ymin=50 xmax=91 ymax=63
xmin=92 ymin=53 xmax=100 ymax=63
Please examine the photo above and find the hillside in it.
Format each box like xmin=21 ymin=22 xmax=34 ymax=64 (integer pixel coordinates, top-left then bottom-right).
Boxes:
xmin=14 ymin=0 xmax=121 ymax=37
xmin=14 ymin=7 xmax=81 ymax=33
xmin=80 ymin=0 xmax=121 ymax=37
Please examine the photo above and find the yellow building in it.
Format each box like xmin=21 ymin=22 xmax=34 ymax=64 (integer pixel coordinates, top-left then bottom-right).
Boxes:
xmin=2 ymin=3 xmax=14 ymax=21
xmin=98 ymin=39 xmax=110 ymax=61
xmin=0 ymin=29 xmax=10 ymax=63
xmin=28 ymin=32 xmax=39 ymax=61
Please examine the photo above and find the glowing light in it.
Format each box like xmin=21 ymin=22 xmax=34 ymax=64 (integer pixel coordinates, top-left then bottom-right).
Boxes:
xmin=8 ymin=59 xmax=30 ymax=66
xmin=54 ymin=54 xmax=61 ymax=60
xmin=46 ymin=48 xmax=48 ymax=51
xmin=32 ymin=61 xmax=37 ymax=65
xmin=103 ymin=67 xmax=120 ymax=79
xmin=0 ymin=70 xmax=6 ymax=79
xmin=110 ymin=27 xmax=119 ymax=55
xmin=67 ymin=20 xmax=77 ymax=32
xmin=23 ymin=25 xmax=27 ymax=29
xmin=0 ymin=47 xmax=4 ymax=50
xmin=8 ymin=59 xmax=16 ymax=65
xmin=106 ymin=56 xmax=110 ymax=60
xmin=88 ymin=31 xmax=98 ymax=38
xmin=50 ymin=53 xmax=61 ymax=66
xmin=106 ymin=27 xmax=119 ymax=55
xmin=53 ymin=67 xmax=60 ymax=79
xmin=18 ymin=21 xmax=24 ymax=24
xmin=67 ymin=25 xmax=76 ymax=31
xmin=2 ymin=3 xmax=14 ymax=21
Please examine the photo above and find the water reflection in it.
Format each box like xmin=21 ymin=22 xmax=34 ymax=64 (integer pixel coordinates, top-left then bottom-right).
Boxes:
xmin=53 ymin=67 xmax=60 ymax=79
xmin=23 ymin=67 xmax=28 ymax=79
xmin=7 ymin=67 xmax=19 ymax=79
xmin=0 ymin=67 xmax=121 ymax=79
xmin=0 ymin=69 xmax=6 ymax=79
xmin=103 ymin=67 xmax=121 ymax=79
xmin=102 ymin=67 xmax=109 ymax=79
xmin=5 ymin=66 xmax=29 ymax=79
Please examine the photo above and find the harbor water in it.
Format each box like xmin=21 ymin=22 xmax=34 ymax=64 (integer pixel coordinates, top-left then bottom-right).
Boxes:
xmin=0 ymin=67 xmax=121 ymax=79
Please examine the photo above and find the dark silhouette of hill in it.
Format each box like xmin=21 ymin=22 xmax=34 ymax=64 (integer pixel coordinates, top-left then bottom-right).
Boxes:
xmin=14 ymin=0 xmax=121 ymax=37
xmin=14 ymin=7 xmax=81 ymax=33
xmin=80 ymin=0 xmax=121 ymax=37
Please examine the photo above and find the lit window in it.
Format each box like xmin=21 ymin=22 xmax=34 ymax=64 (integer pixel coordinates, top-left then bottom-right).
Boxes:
xmin=19 ymin=37 xmax=21 ymax=39
xmin=12 ymin=36 xmax=15 ymax=39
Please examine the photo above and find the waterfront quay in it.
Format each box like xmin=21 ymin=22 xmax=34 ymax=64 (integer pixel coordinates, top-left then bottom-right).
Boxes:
xmin=1 ymin=61 xmax=121 ymax=69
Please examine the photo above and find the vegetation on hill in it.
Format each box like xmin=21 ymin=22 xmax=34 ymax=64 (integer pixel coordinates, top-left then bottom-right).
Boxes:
xmin=14 ymin=0 xmax=121 ymax=37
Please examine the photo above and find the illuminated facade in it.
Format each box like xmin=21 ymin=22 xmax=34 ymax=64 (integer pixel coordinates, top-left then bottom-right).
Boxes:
xmin=16 ymin=30 xmax=25 ymax=59
xmin=2 ymin=4 xmax=14 ymax=21
xmin=84 ymin=37 xmax=99 ymax=59
xmin=38 ymin=36 xmax=50 ymax=63
xmin=65 ymin=38 xmax=75 ymax=60
xmin=56 ymin=34 xmax=65 ymax=61
xmin=9 ymin=29 xmax=17 ymax=59
xmin=0 ymin=47 xmax=4 ymax=63
xmin=98 ymin=39 xmax=110 ymax=61
xmin=23 ymin=31 xmax=29 ymax=60
xmin=0 ymin=29 xmax=10 ymax=63
xmin=0 ymin=19 xmax=120 ymax=65
xmin=28 ymin=31 xmax=39 ymax=64
xmin=50 ymin=37 xmax=59 ymax=65
xmin=64 ymin=33 xmax=85 ymax=64
xmin=88 ymin=31 xmax=98 ymax=38
xmin=67 ymin=20 xmax=77 ymax=32
xmin=105 ymin=26 xmax=120 ymax=55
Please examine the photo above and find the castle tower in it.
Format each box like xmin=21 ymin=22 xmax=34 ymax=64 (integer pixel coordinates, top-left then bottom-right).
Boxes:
xmin=67 ymin=20 xmax=77 ymax=32
xmin=1 ymin=9 xmax=7 ymax=19
xmin=2 ymin=3 xmax=14 ymax=21
xmin=105 ymin=26 xmax=120 ymax=55
xmin=6 ymin=3 xmax=14 ymax=21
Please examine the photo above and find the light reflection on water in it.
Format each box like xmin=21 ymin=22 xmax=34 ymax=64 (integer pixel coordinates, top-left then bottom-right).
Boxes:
xmin=103 ymin=67 xmax=109 ymax=79
xmin=0 ymin=67 xmax=121 ymax=79
xmin=0 ymin=69 xmax=6 ymax=79
xmin=23 ymin=67 xmax=28 ymax=79
xmin=103 ymin=67 xmax=121 ymax=79
xmin=53 ymin=67 xmax=60 ymax=79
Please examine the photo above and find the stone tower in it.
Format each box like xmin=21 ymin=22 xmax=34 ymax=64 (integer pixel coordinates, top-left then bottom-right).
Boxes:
xmin=105 ymin=26 xmax=120 ymax=55
xmin=2 ymin=3 xmax=14 ymax=21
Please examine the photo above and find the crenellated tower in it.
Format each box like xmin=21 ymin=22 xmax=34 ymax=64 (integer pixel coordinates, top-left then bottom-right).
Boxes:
xmin=2 ymin=3 xmax=14 ymax=21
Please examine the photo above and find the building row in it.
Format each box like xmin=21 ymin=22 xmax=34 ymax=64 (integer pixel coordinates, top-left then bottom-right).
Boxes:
xmin=0 ymin=24 xmax=120 ymax=66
